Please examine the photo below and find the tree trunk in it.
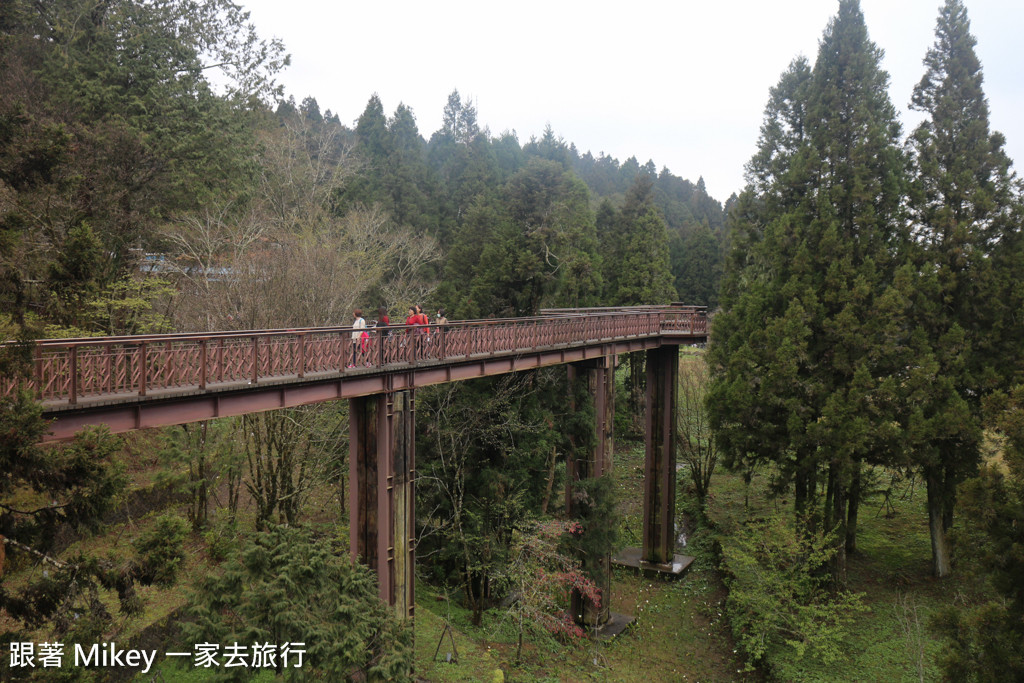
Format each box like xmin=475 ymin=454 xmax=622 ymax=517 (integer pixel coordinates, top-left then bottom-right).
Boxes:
xmin=942 ymin=474 xmax=955 ymax=533
xmin=926 ymin=468 xmax=952 ymax=578
xmin=540 ymin=446 xmax=557 ymax=516
xmin=795 ymin=468 xmax=808 ymax=519
xmin=743 ymin=466 xmax=753 ymax=511
xmin=795 ymin=465 xmax=819 ymax=538
xmin=466 ymin=571 xmax=483 ymax=626
xmin=227 ymin=463 xmax=241 ymax=521
xmin=829 ymin=462 xmax=847 ymax=585
xmin=516 ymin=614 xmax=524 ymax=663
xmin=195 ymin=451 xmax=207 ymax=530
xmin=629 ymin=353 xmax=645 ymax=432
xmin=824 ymin=465 xmax=836 ymax=532
xmin=806 ymin=466 xmax=819 ymax=536
xmin=846 ymin=462 xmax=861 ymax=555
xmin=196 ymin=421 xmax=209 ymax=530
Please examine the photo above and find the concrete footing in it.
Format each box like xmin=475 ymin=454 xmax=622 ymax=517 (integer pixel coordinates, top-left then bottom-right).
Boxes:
xmin=612 ymin=546 xmax=694 ymax=578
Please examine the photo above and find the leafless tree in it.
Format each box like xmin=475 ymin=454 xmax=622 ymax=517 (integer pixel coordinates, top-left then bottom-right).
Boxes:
xmin=241 ymin=405 xmax=345 ymax=531
xmin=677 ymin=353 xmax=719 ymax=511
xmin=417 ymin=376 xmax=537 ymax=626
xmin=164 ymin=112 xmax=439 ymax=332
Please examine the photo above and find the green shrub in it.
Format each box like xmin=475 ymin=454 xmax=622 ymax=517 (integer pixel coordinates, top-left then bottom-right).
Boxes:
xmin=202 ymin=519 xmax=238 ymax=563
xmin=184 ymin=525 xmax=413 ymax=681
xmin=930 ymin=387 xmax=1024 ymax=681
xmin=134 ymin=513 xmax=190 ymax=586
xmin=721 ymin=513 xmax=866 ymax=670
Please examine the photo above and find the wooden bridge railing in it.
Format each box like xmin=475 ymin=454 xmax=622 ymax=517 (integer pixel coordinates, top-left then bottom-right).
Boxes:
xmin=1 ymin=307 xmax=707 ymax=406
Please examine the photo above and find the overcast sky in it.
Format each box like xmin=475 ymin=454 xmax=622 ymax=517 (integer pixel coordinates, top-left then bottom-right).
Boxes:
xmin=234 ymin=0 xmax=1023 ymax=202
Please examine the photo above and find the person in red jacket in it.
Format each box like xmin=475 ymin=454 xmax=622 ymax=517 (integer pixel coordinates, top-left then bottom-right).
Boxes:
xmin=413 ymin=304 xmax=429 ymax=329
xmin=403 ymin=306 xmax=421 ymax=361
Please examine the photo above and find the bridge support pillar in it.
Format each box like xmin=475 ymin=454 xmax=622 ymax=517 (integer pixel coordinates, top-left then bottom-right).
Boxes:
xmin=643 ymin=345 xmax=678 ymax=564
xmin=349 ymin=390 xmax=416 ymax=620
xmin=567 ymin=354 xmax=615 ymax=627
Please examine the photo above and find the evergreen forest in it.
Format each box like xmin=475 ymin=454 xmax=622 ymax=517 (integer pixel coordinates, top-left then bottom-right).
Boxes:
xmin=1 ymin=0 xmax=1022 ymax=681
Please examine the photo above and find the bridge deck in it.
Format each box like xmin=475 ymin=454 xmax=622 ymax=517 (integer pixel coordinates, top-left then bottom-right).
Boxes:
xmin=3 ymin=307 xmax=707 ymax=440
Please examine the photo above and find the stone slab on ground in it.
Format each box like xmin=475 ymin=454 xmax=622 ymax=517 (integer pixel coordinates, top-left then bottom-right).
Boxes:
xmin=593 ymin=612 xmax=635 ymax=641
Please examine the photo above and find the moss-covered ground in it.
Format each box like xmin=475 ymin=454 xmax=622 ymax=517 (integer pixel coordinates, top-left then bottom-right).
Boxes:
xmin=706 ymin=459 xmax=989 ymax=682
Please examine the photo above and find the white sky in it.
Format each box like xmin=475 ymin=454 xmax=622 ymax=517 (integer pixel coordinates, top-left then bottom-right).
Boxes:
xmin=234 ymin=0 xmax=1024 ymax=203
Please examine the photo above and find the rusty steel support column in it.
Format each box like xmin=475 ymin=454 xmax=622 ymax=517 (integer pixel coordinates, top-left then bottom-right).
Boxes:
xmin=348 ymin=390 xmax=415 ymax=620
xmin=643 ymin=344 xmax=678 ymax=565
xmin=349 ymin=395 xmax=381 ymax=573
xmin=390 ymin=390 xmax=416 ymax=621
xmin=567 ymin=354 xmax=615 ymax=627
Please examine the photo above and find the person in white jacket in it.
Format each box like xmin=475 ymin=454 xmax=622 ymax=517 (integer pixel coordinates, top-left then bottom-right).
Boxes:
xmin=349 ymin=309 xmax=366 ymax=367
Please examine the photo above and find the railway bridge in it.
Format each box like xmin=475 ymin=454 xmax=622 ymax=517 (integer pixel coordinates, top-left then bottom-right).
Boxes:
xmin=4 ymin=305 xmax=708 ymax=625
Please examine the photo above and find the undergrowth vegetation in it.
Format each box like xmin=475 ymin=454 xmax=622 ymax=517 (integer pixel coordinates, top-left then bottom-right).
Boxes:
xmin=705 ymin=462 xmax=993 ymax=681
xmin=720 ymin=513 xmax=867 ymax=668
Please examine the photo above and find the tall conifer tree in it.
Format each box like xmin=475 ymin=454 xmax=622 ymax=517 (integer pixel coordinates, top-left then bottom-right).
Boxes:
xmin=427 ymin=90 xmax=500 ymax=245
xmin=605 ymin=174 xmax=676 ymax=305
xmin=709 ymin=0 xmax=908 ymax=582
xmin=386 ymin=103 xmax=438 ymax=232
xmin=336 ymin=95 xmax=393 ymax=211
xmin=441 ymin=160 xmax=600 ymax=317
xmin=804 ymin=0 xmax=908 ymax=576
xmin=606 ymin=174 xmax=676 ymax=433
xmin=905 ymin=0 xmax=1017 ymax=577
xmin=710 ymin=56 xmax=823 ymax=525
xmin=674 ymin=222 xmax=721 ymax=308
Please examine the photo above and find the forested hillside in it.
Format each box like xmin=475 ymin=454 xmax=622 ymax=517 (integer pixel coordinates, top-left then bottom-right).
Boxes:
xmin=0 ymin=2 xmax=723 ymax=341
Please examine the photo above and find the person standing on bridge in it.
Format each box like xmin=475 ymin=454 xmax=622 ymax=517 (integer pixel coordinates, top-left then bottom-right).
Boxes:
xmin=414 ymin=304 xmax=429 ymax=328
xmin=349 ymin=309 xmax=367 ymax=368
xmin=376 ymin=306 xmax=391 ymax=356
xmin=414 ymin=304 xmax=431 ymax=354
xmin=410 ymin=305 xmax=429 ymax=331
xmin=403 ymin=306 xmax=419 ymax=361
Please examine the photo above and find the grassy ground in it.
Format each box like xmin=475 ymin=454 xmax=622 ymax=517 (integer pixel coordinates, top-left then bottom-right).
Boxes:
xmin=412 ymin=442 xmax=753 ymax=682
xmin=413 ymin=568 xmax=750 ymax=683
xmin=706 ymin=463 xmax=987 ymax=682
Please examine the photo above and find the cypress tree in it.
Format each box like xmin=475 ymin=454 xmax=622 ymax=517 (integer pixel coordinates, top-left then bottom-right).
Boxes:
xmin=673 ymin=222 xmax=721 ymax=308
xmin=805 ymin=0 xmax=908 ymax=578
xmin=385 ymin=103 xmax=439 ymax=232
xmin=905 ymin=0 xmax=1018 ymax=577
xmin=427 ymin=90 xmax=501 ymax=246
xmin=441 ymin=160 xmax=600 ymax=318
xmin=709 ymin=57 xmax=817 ymax=521
xmin=606 ymin=174 xmax=676 ymax=306
xmin=709 ymin=0 xmax=908 ymax=583
xmin=336 ymin=94 xmax=392 ymax=211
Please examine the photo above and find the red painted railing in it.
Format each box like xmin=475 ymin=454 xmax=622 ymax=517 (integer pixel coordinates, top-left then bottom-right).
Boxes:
xmin=2 ymin=307 xmax=706 ymax=405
